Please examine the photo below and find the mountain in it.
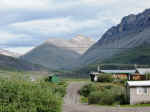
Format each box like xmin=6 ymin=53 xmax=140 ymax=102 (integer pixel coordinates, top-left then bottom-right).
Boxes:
xmin=0 ymin=49 xmax=20 ymax=58
xmin=79 ymin=9 xmax=150 ymax=66
xmin=0 ymin=54 xmax=48 ymax=71
xmin=21 ymin=35 xmax=95 ymax=70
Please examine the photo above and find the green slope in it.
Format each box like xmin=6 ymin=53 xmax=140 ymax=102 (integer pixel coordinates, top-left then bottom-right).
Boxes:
xmin=0 ymin=54 xmax=48 ymax=71
xmin=103 ymin=46 xmax=150 ymax=65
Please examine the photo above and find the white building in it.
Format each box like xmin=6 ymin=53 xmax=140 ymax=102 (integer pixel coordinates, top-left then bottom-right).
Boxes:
xmin=127 ymin=81 xmax=150 ymax=105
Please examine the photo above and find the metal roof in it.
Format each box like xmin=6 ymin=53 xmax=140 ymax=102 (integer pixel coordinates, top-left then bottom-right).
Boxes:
xmin=101 ymin=70 xmax=136 ymax=74
xmin=136 ymin=68 xmax=150 ymax=75
xmin=127 ymin=81 xmax=150 ymax=87
xmin=90 ymin=72 xmax=100 ymax=75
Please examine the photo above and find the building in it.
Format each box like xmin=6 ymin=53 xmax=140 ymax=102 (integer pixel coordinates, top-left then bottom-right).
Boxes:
xmin=89 ymin=70 xmax=136 ymax=81
xmin=101 ymin=70 xmax=135 ymax=80
xmin=136 ymin=68 xmax=150 ymax=75
xmin=126 ymin=81 xmax=150 ymax=105
xmin=132 ymin=68 xmax=150 ymax=80
xmin=89 ymin=72 xmax=99 ymax=82
xmin=89 ymin=65 xmax=150 ymax=81
xmin=47 ymin=74 xmax=59 ymax=83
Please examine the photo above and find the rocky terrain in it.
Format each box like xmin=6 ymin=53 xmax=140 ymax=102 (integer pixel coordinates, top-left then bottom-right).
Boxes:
xmin=21 ymin=35 xmax=95 ymax=70
xmin=79 ymin=9 xmax=150 ymax=66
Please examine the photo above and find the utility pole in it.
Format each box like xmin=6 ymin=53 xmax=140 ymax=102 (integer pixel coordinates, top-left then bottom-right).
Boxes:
xmin=134 ymin=64 xmax=138 ymax=69
xmin=97 ymin=64 xmax=100 ymax=72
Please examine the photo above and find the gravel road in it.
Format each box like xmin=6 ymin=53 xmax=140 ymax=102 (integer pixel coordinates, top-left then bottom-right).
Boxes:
xmin=63 ymin=82 xmax=150 ymax=112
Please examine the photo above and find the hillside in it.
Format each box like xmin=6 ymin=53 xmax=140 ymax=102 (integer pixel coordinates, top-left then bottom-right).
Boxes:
xmin=79 ymin=9 xmax=150 ymax=66
xmin=21 ymin=35 xmax=95 ymax=70
xmin=0 ymin=54 xmax=47 ymax=71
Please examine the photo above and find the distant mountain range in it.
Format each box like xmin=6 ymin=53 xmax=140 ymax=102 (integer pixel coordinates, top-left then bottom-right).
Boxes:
xmin=2 ymin=8 xmax=150 ymax=73
xmin=21 ymin=35 xmax=95 ymax=70
xmin=79 ymin=9 xmax=150 ymax=66
xmin=0 ymin=53 xmax=48 ymax=71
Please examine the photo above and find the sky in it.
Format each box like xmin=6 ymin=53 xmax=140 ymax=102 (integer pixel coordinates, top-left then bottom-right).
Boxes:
xmin=0 ymin=0 xmax=150 ymax=54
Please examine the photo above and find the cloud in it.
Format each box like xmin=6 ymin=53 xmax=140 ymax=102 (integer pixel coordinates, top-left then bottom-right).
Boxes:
xmin=0 ymin=0 xmax=52 ymax=10
xmin=0 ymin=0 xmax=150 ymax=54
xmin=0 ymin=31 xmax=38 ymax=47
xmin=80 ymin=0 xmax=119 ymax=5
xmin=10 ymin=16 xmax=114 ymax=40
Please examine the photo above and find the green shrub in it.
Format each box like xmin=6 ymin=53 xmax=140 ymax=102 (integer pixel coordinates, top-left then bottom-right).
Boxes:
xmin=88 ymin=86 xmax=126 ymax=105
xmin=0 ymin=78 xmax=62 ymax=112
xmin=113 ymin=79 xmax=127 ymax=85
xmin=54 ymin=86 xmax=66 ymax=97
xmin=79 ymin=83 xmax=97 ymax=97
xmin=97 ymin=74 xmax=113 ymax=82
xmin=80 ymin=83 xmax=127 ymax=105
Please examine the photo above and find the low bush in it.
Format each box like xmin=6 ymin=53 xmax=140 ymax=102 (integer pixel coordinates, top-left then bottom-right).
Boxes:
xmin=79 ymin=83 xmax=97 ymax=97
xmin=113 ymin=79 xmax=127 ymax=85
xmin=97 ymin=74 xmax=114 ymax=82
xmin=0 ymin=78 xmax=63 ymax=112
xmin=80 ymin=83 xmax=127 ymax=105
xmin=88 ymin=85 xmax=126 ymax=105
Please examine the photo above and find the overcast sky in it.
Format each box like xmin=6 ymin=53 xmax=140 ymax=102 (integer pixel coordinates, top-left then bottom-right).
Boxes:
xmin=0 ymin=0 xmax=150 ymax=54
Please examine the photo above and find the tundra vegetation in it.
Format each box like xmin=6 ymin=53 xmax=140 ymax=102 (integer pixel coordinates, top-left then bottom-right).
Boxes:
xmin=79 ymin=83 xmax=127 ymax=105
xmin=0 ymin=74 xmax=67 ymax=112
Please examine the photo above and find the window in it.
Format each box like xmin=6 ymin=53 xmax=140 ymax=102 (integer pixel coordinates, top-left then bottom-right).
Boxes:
xmin=137 ymin=87 xmax=148 ymax=95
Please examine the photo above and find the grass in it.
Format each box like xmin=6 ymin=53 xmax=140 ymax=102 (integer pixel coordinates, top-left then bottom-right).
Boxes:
xmin=62 ymin=78 xmax=90 ymax=83
xmin=80 ymin=96 xmax=88 ymax=104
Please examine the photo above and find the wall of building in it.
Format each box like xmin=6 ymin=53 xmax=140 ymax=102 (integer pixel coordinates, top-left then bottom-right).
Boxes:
xmin=114 ymin=74 xmax=128 ymax=79
xmin=131 ymin=74 xmax=145 ymax=80
xmin=129 ymin=87 xmax=150 ymax=105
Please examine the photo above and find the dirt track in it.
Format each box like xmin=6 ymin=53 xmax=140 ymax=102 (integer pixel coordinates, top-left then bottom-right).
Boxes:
xmin=63 ymin=82 xmax=150 ymax=112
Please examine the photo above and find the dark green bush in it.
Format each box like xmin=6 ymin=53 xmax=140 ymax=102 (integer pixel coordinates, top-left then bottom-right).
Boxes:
xmin=88 ymin=91 xmax=102 ymax=104
xmin=55 ymin=86 xmax=66 ymax=97
xmin=79 ymin=83 xmax=97 ymax=97
xmin=0 ymin=78 xmax=62 ymax=112
xmin=97 ymin=74 xmax=113 ymax=82
xmin=80 ymin=83 xmax=127 ymax=105
xmin=88 ymin=86 xmax=126 ymax=105
xmin=113 ymin=79 xmax=127 ymax=85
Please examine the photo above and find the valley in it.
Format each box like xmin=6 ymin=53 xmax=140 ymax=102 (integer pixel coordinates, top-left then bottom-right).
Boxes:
xmin=1 ymin=0 xmax=150 ymax=112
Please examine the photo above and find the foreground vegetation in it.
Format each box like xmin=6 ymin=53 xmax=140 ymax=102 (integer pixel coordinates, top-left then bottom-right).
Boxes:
xmin=0 ymin=75 xmax=66 ymax=112
xmin=79 ymin=83 xmax=127 ymax=105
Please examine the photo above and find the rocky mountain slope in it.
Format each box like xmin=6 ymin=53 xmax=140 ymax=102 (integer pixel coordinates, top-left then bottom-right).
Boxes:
xmin=21 ymin=35 xmax=95 ymax=70
xmin=0 ymin=54 xmax=47 ymax=71
xmin=79 ymin=9 xmax=150 ymax=66
xmin=0 ymin=49 xmax=20 ymax=58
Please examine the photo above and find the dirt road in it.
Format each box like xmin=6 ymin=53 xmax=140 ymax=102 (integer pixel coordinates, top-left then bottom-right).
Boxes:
xmin=64 ymin=82 xmax=85 ymax=105
xmin=63 ymin=82 xmax=150 ymax=112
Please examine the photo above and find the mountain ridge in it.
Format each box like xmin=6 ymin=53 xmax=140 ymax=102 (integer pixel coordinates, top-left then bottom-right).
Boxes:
xmin=79 ymin=8 xmax=150 ymax=66
xmin=21 ymin=35 xmax=96 ymax=70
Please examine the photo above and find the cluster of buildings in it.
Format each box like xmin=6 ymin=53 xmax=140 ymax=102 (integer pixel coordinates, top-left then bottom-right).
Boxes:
xmin=90 ymin=65 xmax=150 ymax=82
xmin=90 ymin=65 xmax=150 ymax=105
